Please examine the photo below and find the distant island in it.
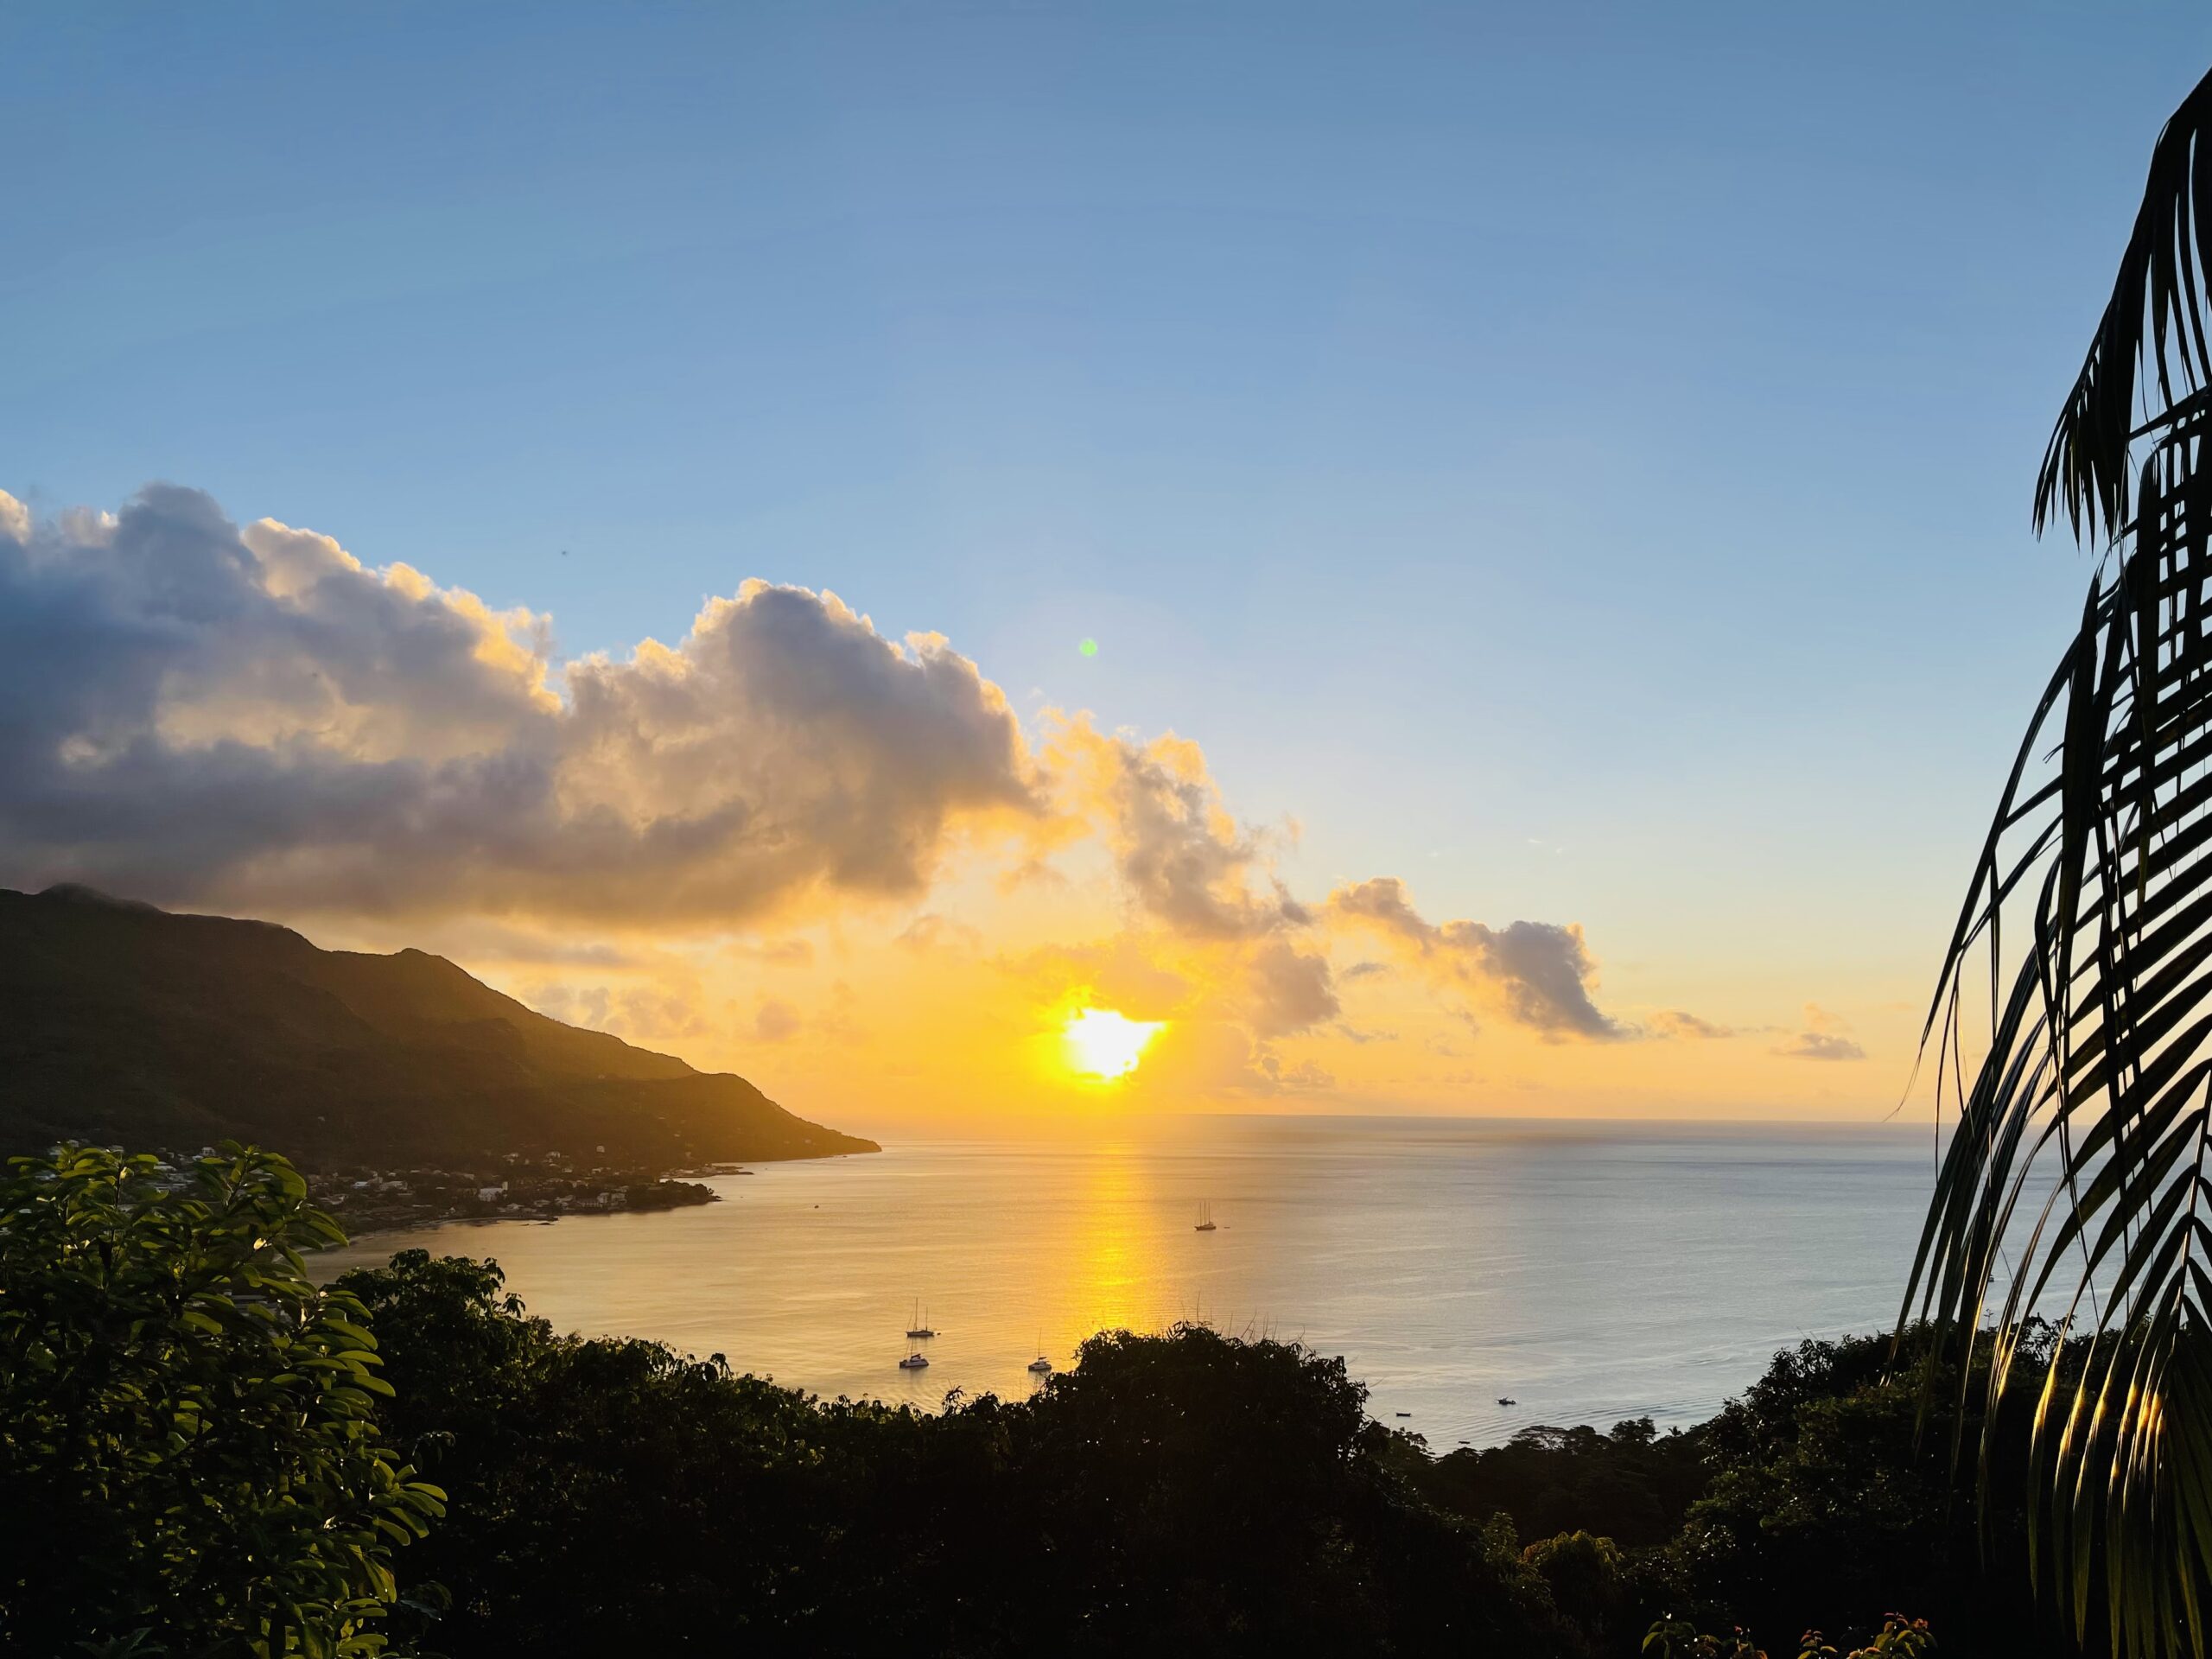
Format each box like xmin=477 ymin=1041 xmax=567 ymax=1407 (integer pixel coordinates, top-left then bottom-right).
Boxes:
xmin=0 ymin=886 xmax=879 ymax=1185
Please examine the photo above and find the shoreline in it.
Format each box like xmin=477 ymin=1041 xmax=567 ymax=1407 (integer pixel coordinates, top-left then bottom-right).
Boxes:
xmin=319 ymin=1147 xmax=875 ymax=1242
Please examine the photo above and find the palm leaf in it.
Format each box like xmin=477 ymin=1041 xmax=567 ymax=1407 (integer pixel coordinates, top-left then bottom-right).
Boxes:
xmin=1911 ymin=65 xmax=2212 ymax=1659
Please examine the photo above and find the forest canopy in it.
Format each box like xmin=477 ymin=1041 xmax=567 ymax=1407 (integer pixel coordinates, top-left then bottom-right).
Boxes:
xmin=0 ymin=1143 xmax=2073 ymax=1658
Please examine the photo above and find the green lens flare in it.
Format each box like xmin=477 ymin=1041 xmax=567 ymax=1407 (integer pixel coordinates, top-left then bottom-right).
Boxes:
xmin=1078 ymin=638 xmax=1098 ymax=657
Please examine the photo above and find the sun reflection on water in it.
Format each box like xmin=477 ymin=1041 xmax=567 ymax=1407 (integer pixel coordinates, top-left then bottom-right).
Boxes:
xmin=1065 ymin=1143 xmax=1160 ymax=1341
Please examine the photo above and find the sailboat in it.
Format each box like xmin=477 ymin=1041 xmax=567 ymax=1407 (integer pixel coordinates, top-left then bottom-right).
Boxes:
xmin=1027 ymin=1332 xmax=1052 ymax=1375
xmin=905 ymin=1300 xmax=937 ymax=1339
xmin=898 ymin=1351 xmax=930 ymax=1370
xmin=1193 ymin=1202 xmax=1217 ymax=1233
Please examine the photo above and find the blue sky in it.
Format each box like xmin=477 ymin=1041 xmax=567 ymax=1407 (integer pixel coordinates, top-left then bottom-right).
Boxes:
xmin=5 ymin=3 xmax=2208 ymax=1079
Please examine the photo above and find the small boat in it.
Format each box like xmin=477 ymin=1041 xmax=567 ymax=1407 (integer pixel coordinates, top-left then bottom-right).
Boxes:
xmin=898 ymin=1352 xmax=930 ymax=1370
xmin=1028 ymin=1332 xmax=1052 ymax=1375
xmin=1193 ymin=1202 xmax=1217 ymax=1233
xmin=1394 ymin=1411 xmax=1412 ymax=1418
xmin=905 ymin=1300 xmax=937 ymax=1340
xmin=1497 ymin=1396 xmax=1516 ymax=1406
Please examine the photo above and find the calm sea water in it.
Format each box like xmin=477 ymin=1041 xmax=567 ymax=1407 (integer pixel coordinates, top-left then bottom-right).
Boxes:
xmin=311 ymin=1116 xmax=1940 ymax=1448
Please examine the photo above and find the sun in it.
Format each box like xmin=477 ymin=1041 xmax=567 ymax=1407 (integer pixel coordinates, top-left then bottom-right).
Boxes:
xmin=1061 ymin=1007 xmax=1164 ymax=1081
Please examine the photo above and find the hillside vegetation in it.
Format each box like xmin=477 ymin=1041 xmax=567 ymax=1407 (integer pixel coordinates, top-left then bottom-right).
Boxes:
xmin=0 ymin=887 xmax=875 ymax=1166
xmin=1 ymin=1144 xmax=2069 ymax=1658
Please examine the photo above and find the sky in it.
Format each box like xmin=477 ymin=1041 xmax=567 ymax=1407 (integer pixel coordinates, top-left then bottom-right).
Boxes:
xmin=3 ymin=3 xmax=2206 ymax=1132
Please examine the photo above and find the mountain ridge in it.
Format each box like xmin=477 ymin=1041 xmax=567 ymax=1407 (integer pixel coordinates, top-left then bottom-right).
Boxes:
xmin=0 ymin=886 xmax=878 ymax=1167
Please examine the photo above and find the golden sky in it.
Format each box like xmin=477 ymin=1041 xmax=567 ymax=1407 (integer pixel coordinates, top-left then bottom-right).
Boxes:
xmin=0 ymin=484 xmax=1916 ymax=1129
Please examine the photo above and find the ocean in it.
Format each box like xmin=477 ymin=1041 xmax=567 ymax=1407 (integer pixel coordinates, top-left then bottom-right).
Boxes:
xmin=310 ymin=1116 xmax=1941 ymax=1449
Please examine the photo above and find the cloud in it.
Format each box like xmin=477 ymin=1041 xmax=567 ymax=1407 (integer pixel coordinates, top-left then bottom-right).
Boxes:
xmin=1771 ymin=1004 xmax=1864 ymax=1061
xmin=528 ymin=981 xmax=706 ymax=1046
xmin=726 ymin=937 xmax=815 ymax=968
xmin=1050 ymin=716 xmax=1306 ymax=940
xmin=817 ymin=979 xmax=863 ymax=1041
xmin=1772 ymin=1031 xmax=1866 ymax=1061
xmin=1132 ymin=1017 xmax=1334 ymax=1096
xmin=0 ymin=486 xmax=1039 ymax=927
xmin=753 ymin=999 xmax=802 ymax=1043
xmin=1649 ymin=1009 xmax=1733 ymax=1039
xmin=0 ymin=481 xmax=1683 ymax=1107
xmin=1326 ymin=876 xmax=1625 ymax=1040
xmin=1255 ymin=1049 xmax=1334 ymax=1090
xmin=343 ymin=916 xmax=637 ymax=969
xmin=1007 ymin=938 xmax=1194 ymax=1024
xmin=897 ymin=912 xmax=984 ymax=954
xmin=1245 ymin=939 xmax=1339 ymax=1038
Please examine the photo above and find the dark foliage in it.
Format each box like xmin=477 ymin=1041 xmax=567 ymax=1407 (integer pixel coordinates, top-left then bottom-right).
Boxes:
xmin=1669 ymin=1327 xmax=2072 ymax=1658
xmin=1411 ymin=1414 xmax=1708 ymax=1548
xmin=1405 ymin=1328 xmax=2084 ymax=1656
xmin=342 ymin=1249 xmax=1574 ymax=1657
xmin=345 ymin=1249 xmax=2096 ymax=1659
xmin=1 ymin=1147 xmax=2101 ymax=1657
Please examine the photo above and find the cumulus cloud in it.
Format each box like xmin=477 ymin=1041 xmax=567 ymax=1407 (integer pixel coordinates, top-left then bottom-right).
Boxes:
xmin=1772 ymin=1005 xmax=1864 ymax=1061
xmin=0 ymin=486 xmax=1039 ymax=925
xmin=1050 ymin=716 xmax=1306 ymax=939
xmin=1131 ymin=1016 xmax=1335 ymax=1097
xmin=1245 ymin=939 xmax=1340 ymax=1038
xmin=1326 ymin=876 xmax=1625 ymax=1040
xmin=0 ymin=481 xmax=1714 ymax=1099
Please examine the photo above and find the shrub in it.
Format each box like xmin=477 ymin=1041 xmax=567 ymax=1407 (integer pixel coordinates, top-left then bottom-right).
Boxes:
xmin=0 ymin=1144 xmax=442 ymax=1656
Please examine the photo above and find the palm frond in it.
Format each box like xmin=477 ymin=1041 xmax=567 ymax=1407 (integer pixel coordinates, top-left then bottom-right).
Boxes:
xmin=2036 ymin=68 xmax=2212 ymax=544
xmin=1913 ymin=66 xmax=2212 ymax=1659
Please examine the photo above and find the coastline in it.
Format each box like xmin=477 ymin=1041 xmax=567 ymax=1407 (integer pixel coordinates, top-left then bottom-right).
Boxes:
xmin=316 ymin=1146 xmax=876 ymax=1240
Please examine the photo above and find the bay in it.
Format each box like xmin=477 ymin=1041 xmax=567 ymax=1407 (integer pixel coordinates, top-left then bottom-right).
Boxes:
xmin=311 ymin=1115 xmax=1938 ymax=1448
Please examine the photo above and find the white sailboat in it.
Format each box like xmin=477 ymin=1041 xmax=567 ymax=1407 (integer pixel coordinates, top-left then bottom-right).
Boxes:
xmin=1027 ymin=1332 xmax=1052 ymax=1374
xmin=898 ymin=1351 xmax=930 ymax=1370
xmin=905 ymin=1299 xmax=936 ymax=1339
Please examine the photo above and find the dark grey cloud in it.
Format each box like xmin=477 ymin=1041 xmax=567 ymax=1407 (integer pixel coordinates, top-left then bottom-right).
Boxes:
xmin=1327 ymin=876 xmax=1625 ymax=1041
xmin=0 ymin=486 xmax=1039 ymax=925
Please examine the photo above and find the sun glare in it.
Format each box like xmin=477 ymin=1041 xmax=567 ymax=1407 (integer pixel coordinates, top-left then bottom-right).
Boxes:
xmin=1061 ymin=1007 xmax=1163 ymax=1081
